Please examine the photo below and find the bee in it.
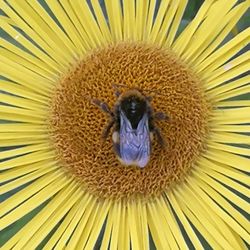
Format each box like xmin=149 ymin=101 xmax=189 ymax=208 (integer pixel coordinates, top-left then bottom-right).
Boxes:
xmin=91 ymin=85 xmax=168 ymax=168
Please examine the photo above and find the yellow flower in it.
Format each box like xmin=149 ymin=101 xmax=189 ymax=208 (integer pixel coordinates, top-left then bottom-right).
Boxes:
xmin=1 ymin=0 xmax=249 ymax=249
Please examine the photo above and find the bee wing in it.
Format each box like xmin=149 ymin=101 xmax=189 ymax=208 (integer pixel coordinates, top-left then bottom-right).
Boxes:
xmin=119 ymin=112 xmax=150 ymax=168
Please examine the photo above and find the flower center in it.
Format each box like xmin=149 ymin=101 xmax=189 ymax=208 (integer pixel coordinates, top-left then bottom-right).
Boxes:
xmin=50 ymin=42 xmax=210 ymax=200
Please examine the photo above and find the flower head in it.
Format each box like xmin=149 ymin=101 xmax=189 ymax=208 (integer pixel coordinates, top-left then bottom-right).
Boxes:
xmin=1 ymin=0 xmax=249 ymax=249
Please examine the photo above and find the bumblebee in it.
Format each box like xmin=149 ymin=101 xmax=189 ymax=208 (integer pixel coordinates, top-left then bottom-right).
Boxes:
xmin=92 ymin=87 xmax=168 ymax=168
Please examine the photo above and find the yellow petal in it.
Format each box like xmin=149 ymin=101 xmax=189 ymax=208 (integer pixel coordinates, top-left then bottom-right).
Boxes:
xmin=105 ymin=0 xmax=123 ymax=41
xmin=188 ymin=175 xmax=250 ymax=243
xmin=148 ymin=0 xmax=171 ymax=44
xmin=91 ymin=0 xmax=112 ymax=42
xmin=0 ymin=80 xmax=49 ymax=104
xmin=176 ymin=183 xmax=246 ymax=249
xmin=0 ymin=93 xmax=46 ymax=111
xmin=0 ymin=150 xmax=55 ymax=170
xmin=165 ymin=0 xmax=188 ymax=46
xmin=209 ymin=131 xmax=250 ymax=145
xmin=215 ymin=100 xmax=250 ymax=107
xmin=175 ymin=190 xmax=232 ymax=250
xmin=167 ymin=191 xmax=204 ymax=249
xmin=9 ymin=180 xmax=77 ymax=250
xmin=197 ymin=28 xmax=250 ymax=74
xmin=147 ymin=201 xmax=172 ymax=249
xmin=193 ymin=2 xmax=249 ymax=67
xmin=83 ymin=200 xmax=110 ymax=249
xmin=48 ymin=194 xmax=92 ymax=250
xmin=66 ymin=196 xmax=98 ymax=249
xmin=135 ymin=0 xmax=149 ymax=41
xmin=211 ymin=108 xmax=250 ymax=125
xmin=212 ymin=85 xmax=250 ymax=101
xmin=0 ymin=171 xmax=66 ymax=227
xmin=0 ymin=3 xmax=70 ymax=69
xmin=205 ymin=149 xmax=250 ymax=171
xmin=181 ymin=0 xmax=243 ymax=62
xmin=211 ymin=124 xmax=250 ymax=133
xmin=1 ymin=159 xmax=56 ymax=183
xmin=117 ymin=202 xmax=130 ymax=250
xmin=208 ymin=141 xmax=250 ymax=156
xmin=194 ymin=170 xmax=250 ymax=216
xmin=173 ymin=0 xmax=216 ymax=55
xmin=198 ymin=161 xmax=249 ymax=199
xmin=45 ymin=0 xmax=87 ymax=53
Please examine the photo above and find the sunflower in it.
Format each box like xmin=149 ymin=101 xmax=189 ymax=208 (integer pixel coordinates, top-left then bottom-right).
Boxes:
xmin=0 ymin=0 xmax=249 ymax=249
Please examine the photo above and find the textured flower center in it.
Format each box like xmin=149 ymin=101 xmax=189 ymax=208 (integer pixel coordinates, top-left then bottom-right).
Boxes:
xmin=50 ymin=42 xmax=210 ymax=200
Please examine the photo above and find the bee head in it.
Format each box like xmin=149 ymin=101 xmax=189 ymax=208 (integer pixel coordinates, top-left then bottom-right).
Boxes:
xmin=119 ymin=90 xmax=148 ymax=129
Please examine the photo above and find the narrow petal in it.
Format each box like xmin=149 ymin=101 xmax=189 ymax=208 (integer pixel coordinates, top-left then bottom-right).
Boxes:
xmin=211 ymin=108 xmax=250 ymax=125
xmin=167 ymin=191 xmax=204 ymax=249
xmin=209 ymin=131 xmax=250 ymax=145
xmin=174 ymin=190 xmax=233 ymax=249
xmin=0 ymin=93 xmax=46 ymax=111
xmin=192 ymin=2 xmax=249 ymax=67
xmin=117 ymin=202 xmax=130 ymax=250
xmin=160 ymin=196 xmax=189 ymax=249
xmin=194 ymin=170 xmax=250 ymax=216
xmin=135 ymin=0 xmax=149 ymax=41
xmin=0 ymin=165 xmax=56 ymax=195
xmin=6 ymin=180 xmax=76 ymax=250
xmin=198 ymin=161 xmax=249 ymax=199
xmin=82 ymin=200 xmax=110 ymax=249
xmin=45 ymin=0 xmax=87 ymax=53
xmin=148 ymin=0 xmax=171 ymax=44
xmin=212 ymin=85 xmax=250 ymax=102
xmin=123 ymin=0 xmax=136 ymax=40
xmin=208 ymin=141 xmax=250 ymax=156
xmin=188 ymin=175 xmax=250 ymax=244
xmin=90 ymin=0 xmax=112 ymax=42
xmin=0 ymin=80 xmax=49 ymax=104
xmin=69 ymin=0 xmax=107 ymax=47
xmin=165 ymin=0 xmax=188 ymax=46
xmin=1 ymin=171 xmax=66 ymax=228
xmin=1 ymin=159 xmax=56 ymax=183
xmin=196 ymin=28 xmax=249 ymax=74
xmin=48 ymin=194 xmax=92 ymax=249
xmin=197 ymin=157 xmax=249 ymax=186
xmin=66 ymin=196 xmax=99 ymax=249
xmin=216 ymin=100 xmax=250 ymax=107
xmin=147 ymin=201 xmax=172 ymax=249
xmin=0 ymin=150 xmax=55 ymax=170
xmin=16 ymin=185 xmax=82 ymax=250
xmin=105 ymin=0 xmax=123 ymax=41
xmin=205 ymin=149 xmax=250 ymax=172
xmin=211 ymin=124 xmax=250 ymax=133
xmin=173 ymin=0 xmax=216 ymax=55
xmin=0 ymin=2 xmax=72 ymax=68
xmin=176 ymin=183 xmax=246 ymax=249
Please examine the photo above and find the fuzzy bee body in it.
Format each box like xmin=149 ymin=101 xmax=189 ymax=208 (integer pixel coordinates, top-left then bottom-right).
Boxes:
xmin=112 ymin=90 xmax=152 ymax=168
xmin=92 ymin=88 xmax=166 ymax=168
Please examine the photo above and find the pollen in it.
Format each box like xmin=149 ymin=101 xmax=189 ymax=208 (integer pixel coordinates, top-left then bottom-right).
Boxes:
xmin=50 ymin=42 xmax=210 ymax=200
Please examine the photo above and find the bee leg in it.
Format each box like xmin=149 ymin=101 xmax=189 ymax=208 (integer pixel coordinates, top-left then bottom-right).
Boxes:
xmin=152 ymin=126 xmax=165 ymax=147
xmin=154 ymin=112 xmax=169 ymax=121
xmin=92 ymin=99 xmax=114 ymax=117
xmin=102 ymin=119 xmax=115 ymax=139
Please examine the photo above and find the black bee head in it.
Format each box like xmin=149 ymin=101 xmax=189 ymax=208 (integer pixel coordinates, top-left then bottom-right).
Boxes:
xmin=120 ymin=95 xmax=147 ymax=129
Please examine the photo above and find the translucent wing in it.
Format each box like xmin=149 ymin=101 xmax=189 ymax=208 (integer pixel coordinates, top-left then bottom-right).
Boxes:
xmin=119 ymin=111 xmax=151 ymax=168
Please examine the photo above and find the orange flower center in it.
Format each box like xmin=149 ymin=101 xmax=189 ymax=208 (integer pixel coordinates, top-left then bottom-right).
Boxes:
xmin=50 ymin=42 xmax=210 ymax=200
